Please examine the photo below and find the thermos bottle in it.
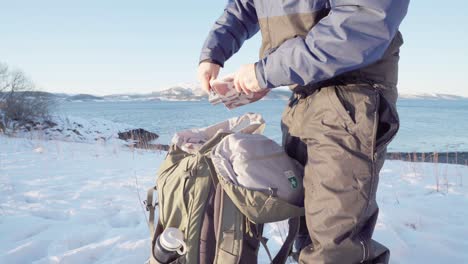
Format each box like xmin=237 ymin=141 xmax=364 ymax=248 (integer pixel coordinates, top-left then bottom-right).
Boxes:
xmin=153 ymin=227 xmax=187 ymax=264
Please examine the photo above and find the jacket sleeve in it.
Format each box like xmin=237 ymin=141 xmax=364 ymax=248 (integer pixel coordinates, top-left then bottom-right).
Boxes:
xmin=255 ymin=0 xmax=410 ymax=88
xmin=199 ymin=0 xmax=259 ymax=67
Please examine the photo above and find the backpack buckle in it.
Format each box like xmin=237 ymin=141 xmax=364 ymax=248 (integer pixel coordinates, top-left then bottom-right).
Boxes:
xmin=144 ymin=200 xmax=157 ymax=211
xmin=143 ymin=200 xmax=151 ymax=211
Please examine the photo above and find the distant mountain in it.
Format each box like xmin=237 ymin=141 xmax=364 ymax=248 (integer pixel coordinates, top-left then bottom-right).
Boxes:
xmin=101 ymin=84 xmax=292 ymax=102
xmin=68 ymin=94 xmax=104 ymax=101
xmin=1 ymin=91 xmax=61 ymax=99
xmin=150 ymin=85 xmax=206 ymax=101
xmin=46 ymin=86 xmax=466 ymax=102
xmin=102 ymin=93 xmax=158 ymax=101
xmin=0 ymin=91 xmax=102 ymax=102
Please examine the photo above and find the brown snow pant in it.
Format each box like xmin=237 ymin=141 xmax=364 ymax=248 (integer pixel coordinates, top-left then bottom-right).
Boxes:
xmin=281 ymin=81 xmax=400 ymax=264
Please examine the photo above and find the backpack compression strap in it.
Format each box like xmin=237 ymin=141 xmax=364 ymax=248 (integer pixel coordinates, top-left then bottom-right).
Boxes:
xmin=146 ymin=186 xmax=158 ymax=235
xmin=146 ymin=185 xmax=164 ymax=235
xmin=146 ymin=185 xmax=165 ymax=264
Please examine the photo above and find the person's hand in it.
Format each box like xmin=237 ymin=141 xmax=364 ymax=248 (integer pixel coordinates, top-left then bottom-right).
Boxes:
xmin=233 ymin=64 xmax=265 ymax=95
xmin=198 ymin=61 xmax=221 ymax=94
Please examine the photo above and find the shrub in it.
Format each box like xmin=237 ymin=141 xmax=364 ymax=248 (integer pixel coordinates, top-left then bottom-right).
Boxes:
xmin=0 ymin=62 xmax=55 ymax=131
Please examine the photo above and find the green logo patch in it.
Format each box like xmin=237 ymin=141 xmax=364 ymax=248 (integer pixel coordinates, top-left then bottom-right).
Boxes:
xmin=288 ymin=176 xmax=298 ymax=189
xmin=284 ymin=170 xmax=298 ymax=189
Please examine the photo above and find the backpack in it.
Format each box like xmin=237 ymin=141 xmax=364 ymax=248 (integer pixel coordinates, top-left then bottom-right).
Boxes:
xmin=145 ymin=113 xmax=305 ymax=264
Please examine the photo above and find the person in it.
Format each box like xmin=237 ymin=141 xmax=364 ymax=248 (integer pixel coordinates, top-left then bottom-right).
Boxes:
xmin=197 ymin=0 xmax=409 ymax=263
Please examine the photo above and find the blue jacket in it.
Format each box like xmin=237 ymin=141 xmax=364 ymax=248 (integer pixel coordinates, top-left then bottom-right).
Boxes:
xmin=200 ymin=0 xmax=410 ymax=89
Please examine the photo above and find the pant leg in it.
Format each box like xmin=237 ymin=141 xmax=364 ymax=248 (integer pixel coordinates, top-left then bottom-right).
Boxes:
xmin=281 ymin=83 xmax=399 ymax=264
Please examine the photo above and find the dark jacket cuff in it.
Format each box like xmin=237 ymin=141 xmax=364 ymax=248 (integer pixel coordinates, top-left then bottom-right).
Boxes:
xmin=255 ymin=60 xmax=272 ymax=89
xmin=199 ymin=58 xmax=224 ymax=68
xmin=199 ymin=50 xmax=226 ymax=68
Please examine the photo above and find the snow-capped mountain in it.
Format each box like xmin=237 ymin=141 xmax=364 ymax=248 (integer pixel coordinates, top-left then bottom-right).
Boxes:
xmin=151 ymin=84 xmax=206 ymax=101
xmin=33 ymin=87 xmax=467 ymax=102
xmin=399 ymin=93 xmax=468 ymax=100
xmin=58 ymin=84 xmax=292 ymax=102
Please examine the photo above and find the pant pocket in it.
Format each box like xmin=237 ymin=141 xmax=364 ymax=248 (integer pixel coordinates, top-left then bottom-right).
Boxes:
xmin=326 ymin=84 xmax=380 ymax=155
xmin=326 ymin=86 xmax=357 ymax=129
xmin=375 ymin=92 xmax=400 ymax=153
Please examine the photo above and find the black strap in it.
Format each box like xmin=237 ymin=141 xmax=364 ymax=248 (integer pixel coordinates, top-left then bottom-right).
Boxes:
xmin=292 ymin=74 xmax=374 ymax=99
xmin=272 ymin=217 xmax=300 ymax=264
xmin=259 ymin=236 xmax=273 ymax=262
xmin=250 ymin=223 xmax=273 ymax=262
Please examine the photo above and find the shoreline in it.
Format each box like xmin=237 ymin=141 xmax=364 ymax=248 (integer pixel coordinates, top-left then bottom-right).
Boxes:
xmin=387 ymin=152 xmax=468 ymax=166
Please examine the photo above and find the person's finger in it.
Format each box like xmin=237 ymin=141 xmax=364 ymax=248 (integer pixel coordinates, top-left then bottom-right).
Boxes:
xmin=239 ymin=77 xmax=250 ymax=95
xmin=250 ymin=85 xmax=260 ymax=93
xmin=234 ymin=76 xmax=242 ymax=94
xmin=242 ymin=84 xmax=251 ymax=95
xmin=211 ymin=67 xmax=220 ymax=81
xmin=209 ymin=74 xmax=217 ymax=92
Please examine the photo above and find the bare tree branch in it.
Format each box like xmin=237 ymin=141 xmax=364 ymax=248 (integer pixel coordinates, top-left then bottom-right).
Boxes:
xmin=0 ymin=63 xmax=9 ymax=99
xmin=0 ymin=62 xmax=55 ymax=131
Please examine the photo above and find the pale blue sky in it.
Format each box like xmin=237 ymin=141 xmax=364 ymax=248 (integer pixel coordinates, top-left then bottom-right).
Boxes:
xmin=0 ymin=0 xmax=467 ymax=96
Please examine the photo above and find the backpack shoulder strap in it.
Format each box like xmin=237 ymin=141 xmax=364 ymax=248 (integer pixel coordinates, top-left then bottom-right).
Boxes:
xmin=214 ymin=185 xmax=244 ymax=264
xmin=272 ymin=217 xmax=300 ymax=264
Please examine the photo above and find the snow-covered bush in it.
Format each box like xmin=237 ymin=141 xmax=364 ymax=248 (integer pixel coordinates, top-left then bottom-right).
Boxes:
xmin=0 ymin=62 xmax=55 ymax=131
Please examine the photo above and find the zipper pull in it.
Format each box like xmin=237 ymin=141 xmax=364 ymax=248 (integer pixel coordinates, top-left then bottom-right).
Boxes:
xmin=289 ymin=96 xmax=299 ymax=107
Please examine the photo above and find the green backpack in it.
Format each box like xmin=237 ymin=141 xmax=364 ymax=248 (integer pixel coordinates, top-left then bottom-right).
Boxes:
xmin=145 ymin=114 xmax=304 ymax=264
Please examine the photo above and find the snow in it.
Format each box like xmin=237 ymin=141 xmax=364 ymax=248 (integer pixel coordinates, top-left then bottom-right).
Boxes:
xmin=372 ymin=162 xmax=468 ymax=263
xmin=6 ymin=115 xmax=135 ymax=144
xmin=1 ymin=134 xmax=467 ymax=263
xmin=0 ymin=135 xmax=164 ymax=264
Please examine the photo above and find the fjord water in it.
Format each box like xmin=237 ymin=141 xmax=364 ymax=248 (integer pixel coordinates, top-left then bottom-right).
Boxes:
xmin=59 ymin=98 xmax=468 ymax=152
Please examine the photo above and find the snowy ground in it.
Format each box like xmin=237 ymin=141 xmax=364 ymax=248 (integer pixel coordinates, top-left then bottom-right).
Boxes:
xmin=1 ymin=135 xmax=467 ymax=264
